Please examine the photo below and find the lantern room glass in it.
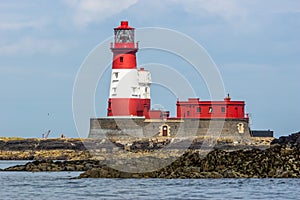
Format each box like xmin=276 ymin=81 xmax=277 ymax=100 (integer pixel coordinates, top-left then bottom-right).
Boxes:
xmin=115 ymin=29 xmax=134 ymax=43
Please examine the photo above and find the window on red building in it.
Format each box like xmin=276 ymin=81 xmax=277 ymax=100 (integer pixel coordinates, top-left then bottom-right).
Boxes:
xmin=221 ymin=107 xmax=226 ymax=112
xmin=209 ymin=107 xmax=213 ymax=113
xmin=197 ymin=107 xmax=201 ymax=113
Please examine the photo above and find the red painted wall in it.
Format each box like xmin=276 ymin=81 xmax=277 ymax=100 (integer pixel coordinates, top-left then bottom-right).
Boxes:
xmin=148 ymin=110 xmax=170 ymax=119
xmin=111 ymin=50 xmax=138 ymax=69
xmin=107 ymin=98 xmax=151 ymax=117
xmin=176 ymin=97 xmax=247 ymax=119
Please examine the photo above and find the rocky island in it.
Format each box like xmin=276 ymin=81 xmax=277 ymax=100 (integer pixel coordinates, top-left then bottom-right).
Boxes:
xmin=1 ymin=132 xmax=299 ymax=178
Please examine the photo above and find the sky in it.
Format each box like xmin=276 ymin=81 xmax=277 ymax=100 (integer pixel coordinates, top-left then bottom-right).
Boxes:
xmin=0 ymin=0 xmax=299 ymax=138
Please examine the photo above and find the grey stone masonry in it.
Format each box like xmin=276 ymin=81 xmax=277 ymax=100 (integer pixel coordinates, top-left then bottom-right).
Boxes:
xmin=89 ymin=118 xmax=251 ymax=139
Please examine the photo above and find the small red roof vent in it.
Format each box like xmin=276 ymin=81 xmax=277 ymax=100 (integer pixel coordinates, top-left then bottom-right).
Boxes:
xmin=115 ymin=21 xmax=133 ymax=29
xmin=121 ymin=21 xmax=128 ymax=27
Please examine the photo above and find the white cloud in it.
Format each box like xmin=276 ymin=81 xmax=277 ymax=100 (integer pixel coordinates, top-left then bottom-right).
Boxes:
xmin=245 ymin=0 xmax=300 ymax=14
xmin=171 ymin=0 xmax=300 ymax=19
xmin=168 ymin=0 xmax=300 ymax=33
xmin=170 ymin=0 xmax=247 ymax=20
xmin=64 ymin=0 xmax=139 ymax=27
xmin=200 ymin=0 xmax=244 ymax=19
xmin=0 ymin=65 xmax=29 ymax=75
xmin=0 ymin=38 xmax=71 ymax=55
xmin=0 ymin=2 xmax=48 ymax=31
xmin=0 ymin=10 xmax=47 ymax=31
xmin=0 ymin=19 xmax=45 ymax=31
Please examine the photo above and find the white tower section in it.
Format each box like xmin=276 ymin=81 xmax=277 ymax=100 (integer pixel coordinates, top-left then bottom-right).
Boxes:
xmin=109 ymin=69 xmax=139 ymax=98
xmin=138 ymin=68 xmax=151 ymax=99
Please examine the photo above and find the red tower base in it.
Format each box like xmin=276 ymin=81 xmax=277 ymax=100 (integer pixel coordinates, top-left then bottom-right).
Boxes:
xmin=107 ymin=98 xmax=150 ymax=117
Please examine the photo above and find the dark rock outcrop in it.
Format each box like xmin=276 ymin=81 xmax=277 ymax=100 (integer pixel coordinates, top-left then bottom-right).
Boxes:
xmin=3 ymin=160 xmax=102 ymax=172
xmin=78 ymin=132 xmax=300 ymax=178
xmin=271 ymin=131 xmax=300 ymax=147
xmin=79 ymin=144 xmax=300 ymax=178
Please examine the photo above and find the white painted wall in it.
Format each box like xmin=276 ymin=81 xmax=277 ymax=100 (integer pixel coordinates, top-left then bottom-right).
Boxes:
xmin=138 ymin=69 xmax=151 ymax=99
xmin=109 ymin=68 xmax=151 ymax=99
xmin=109 ymin=69 xmax=139 ymax=98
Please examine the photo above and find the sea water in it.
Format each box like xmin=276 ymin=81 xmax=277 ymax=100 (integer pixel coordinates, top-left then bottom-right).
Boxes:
xmin=0 ymin=161 xmax=299 ymax=200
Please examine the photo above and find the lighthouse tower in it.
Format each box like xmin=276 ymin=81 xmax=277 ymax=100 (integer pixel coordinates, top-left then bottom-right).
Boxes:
xmin=107 ymin=21 xmax=151 ymax=117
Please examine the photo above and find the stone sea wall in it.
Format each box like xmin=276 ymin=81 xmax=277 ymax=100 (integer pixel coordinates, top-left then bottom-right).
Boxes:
xmin=89 ymin=118 xmax=251 ymax=139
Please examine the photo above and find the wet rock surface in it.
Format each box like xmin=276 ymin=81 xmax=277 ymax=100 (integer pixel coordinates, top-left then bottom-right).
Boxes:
xmin=79 ymin=132 xmax=299 ymax=178
xmin=78 ymin=145 xmax=300 ymax=178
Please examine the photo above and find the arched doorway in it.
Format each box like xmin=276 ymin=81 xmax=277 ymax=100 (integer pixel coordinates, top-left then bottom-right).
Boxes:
xmin=160 ymin=124 xmax=170 ymax=137
xmin=162 ymin=125 xmax=168 ymax=136
xmin=237 ymin=123 xmax=245 ymax=133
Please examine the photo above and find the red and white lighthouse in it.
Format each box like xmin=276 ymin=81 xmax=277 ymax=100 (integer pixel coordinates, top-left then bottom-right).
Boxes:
xmin=107 ymin=21 xmax=151 ymax=117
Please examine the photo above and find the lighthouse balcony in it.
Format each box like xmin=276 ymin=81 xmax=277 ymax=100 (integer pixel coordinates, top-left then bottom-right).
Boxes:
xmin=110 ymin=42 xmax=139 ymax=49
